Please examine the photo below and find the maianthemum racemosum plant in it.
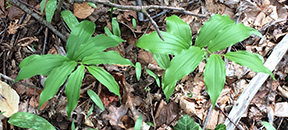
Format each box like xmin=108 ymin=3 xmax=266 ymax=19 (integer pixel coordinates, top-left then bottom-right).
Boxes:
xmin=15 ymin=10 xmax=135 ymax=117
xmin=136 ymin=14 xmax=275 ymax=107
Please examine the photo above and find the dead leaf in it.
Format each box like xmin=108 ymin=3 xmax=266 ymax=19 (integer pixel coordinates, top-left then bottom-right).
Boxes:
xmin=205 ymin=109 xmax=219 ymax=129
xmin=18 ymin=36 xmax=39 ymax=46
xmin=278 ymin=86 xmax=288 ymax=98
xmin=7 ymin=20 xmax=24 ymax=34
xmin=274 ymin=102 xmax=288 ymax=117
xmin=103 ymin=105 xmax=127 ymax=126
xmin=155 ymin=100 xmax=179 ymax=127
xmin=73 ymin=2 xmax=95 ymax=19
xmin=0 ymin=80 xmax=20 ymax=117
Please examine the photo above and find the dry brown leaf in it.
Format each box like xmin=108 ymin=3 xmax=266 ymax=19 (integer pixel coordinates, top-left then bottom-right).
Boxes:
xmin=73 ymin=2 xmax=95 ymax=19
xmin=7 ymin=20 xmax=24 ymax=34
xmin=206 ymin=109 xmax=219 ymax=129
xmin=103 ymin=105 xmax=127 ymax=126
xmin=0 ymin=80 xmax=20 ymax=117
xmin=18 ymin=36 xmax=39 ymax=47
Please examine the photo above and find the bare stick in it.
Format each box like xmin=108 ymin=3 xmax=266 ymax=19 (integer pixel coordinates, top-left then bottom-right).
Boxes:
xmin=9 ymin=0 xmax=67 ymax=42
xmin=142 ymin=10 xmax=164 ymax=41
xmin=224 ymin=34 xmax=288 ymax=129
xmin=0 ymin=73 xmax=41 ymax=90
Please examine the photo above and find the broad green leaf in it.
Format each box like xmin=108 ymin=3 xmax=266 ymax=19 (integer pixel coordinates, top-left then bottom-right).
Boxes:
xmin=195 ymin=14 xmax=234 ymax=48
xmin=87 ymin=66 xmax=120 ymax=98
xmin=262 ymin=121 xmax=276 ymax=130
xmin=162 ymin=81 xmax=176 ymax=101
xmin=145 ymin=68 xmax=160 ymax=87
xmin=112 ymin=18 xmax=121 ymax=37
xmin=208 ymin=23 xmax=262 ymax=52
xmin=134 ymin=115 xmax=142 ymax=130
xmin=74 ymin=34 xmax=121 ymax=60
xmin=16 ymin=54 xmax=69 ymax=81
xmin=174 ymin=115 xmax=201 ymax=130
xmin=225 ymin=51 xmax=275 ymax=79
xmin=136 ymin=31 xmax=190 ymax=55
xmin=163 ymin=46 xmax=204 ymax=87
xmin=66 ymin=21 xmax=95 ymax=59
xmin=215 ymin=124 xmax=226 ymax=130
xmin=82 ymin=51 xmax=133 ymax=66
xmin=61 ymin=10 xmax=79 ymax=31
xmin=204 ymin=54 xmax=225 ymax=107
xmin=104 ymin=26 xmax=113 ymax=36
xmin=153 ymin=53 xmax=170 ymax=70
xmin=166 ymin=15 xmax=192 ymax=46
xmin=65 ymin=65 xmax=85 ymax=118
xmin=135 ymin=62 xmax=141 ymax=81
xmin=45 ymin=0 xmax=57 ymax=23
xmin=87 ymin=89 xmax=105 ymax=111
xmin=40 ymin=0 xmax=46 ymax=13
xmin=8 ymin=112 xmax=55 ymax=130
xmin=39 ymin=61 xmax=77 ymax=108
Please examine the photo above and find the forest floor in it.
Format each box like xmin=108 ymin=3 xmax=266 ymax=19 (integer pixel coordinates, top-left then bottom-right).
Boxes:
xmin=0 ymin=0 xmax=288 ymax=129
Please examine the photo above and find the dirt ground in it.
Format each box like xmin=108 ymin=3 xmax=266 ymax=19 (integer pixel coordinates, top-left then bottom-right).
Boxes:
xmin=0 ymin=0 xmax=288 ymax=129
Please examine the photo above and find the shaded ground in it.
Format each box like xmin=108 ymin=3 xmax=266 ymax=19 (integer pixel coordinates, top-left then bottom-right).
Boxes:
xmin=1 ymin=0 xmax=288 ymax=129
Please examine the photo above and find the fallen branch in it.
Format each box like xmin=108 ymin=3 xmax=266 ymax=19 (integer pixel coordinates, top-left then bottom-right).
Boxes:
xmin=75 ymin=0 xmax=207 ymax=40
xmin=9 ymin=0 xmax=67 ymax=42
xmin=224 ymin=34 xmax=288 ymax=129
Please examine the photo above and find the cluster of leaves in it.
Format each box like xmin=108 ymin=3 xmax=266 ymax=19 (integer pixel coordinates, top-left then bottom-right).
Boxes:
xmin=136 ymin=14 xmax=275 ymax=106
xmin=16 ymin=10 xmax=134 ymax=118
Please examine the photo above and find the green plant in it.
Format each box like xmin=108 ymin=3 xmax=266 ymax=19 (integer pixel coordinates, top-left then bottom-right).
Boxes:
xmin=174 ymin=115 xmax=201 ymax=130
xmin=134 ymin=115 xmax=143 ymax=130
xmin=16 ymin=10 xmax=134 ymax=118
xmin=136 ymin=14 xmax=275 ymax=106
xmin=40 ymin=0 xmax=57 ymax=22
xmin=262 ymin=121 xmax=276 ymax=130
xmin=8 ymin=112 xmax=55 ymax=130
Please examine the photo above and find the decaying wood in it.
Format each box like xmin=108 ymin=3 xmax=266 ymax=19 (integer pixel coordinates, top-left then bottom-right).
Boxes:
xmin=224 ymin=34 xmax=288 ymax=129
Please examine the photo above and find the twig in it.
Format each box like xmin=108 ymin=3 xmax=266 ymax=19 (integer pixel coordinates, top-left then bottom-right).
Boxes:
xmin=54 ymin=0 xmax=64 ymax=22
xmin=202 ymin=104 xmax=213 ymax=129
xmin=9 ymin=0 xmax=67 ymax=42
xmin=42 ymin=28 xmax=48 ymax=54
xmin=215 ymin=104 xmax=243 ymax=130
xmin=143 ymin=9 xmax=168 ymax=22
xmin=135 ymin=0 xmax=144 ymax=21
xmin=0 ymin=72 xmax=41 ymax=90
xmin=142 ymin=9 xmax=164 ymax=40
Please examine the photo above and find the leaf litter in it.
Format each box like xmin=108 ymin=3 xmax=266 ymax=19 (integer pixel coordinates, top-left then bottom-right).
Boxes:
xmin=1 ymin=0 xmax=288 ymax=129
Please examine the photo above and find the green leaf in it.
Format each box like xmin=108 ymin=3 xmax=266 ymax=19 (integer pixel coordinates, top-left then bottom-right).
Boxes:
xmin=262 ymin=121 xmax=276 ymax=130
xmin=195 ymin=14 xmax=234 ymax=48
xmin=71 ymin=119 xmax=75 ymax=130
xmin=174 ymin=115 xmax=201 ymax=130
xmin=82 ymin=51 xmax=133 ymax=66
xmin=112 ymin=18 xmax=121 ymax=37
xmin=87 ymin=89 xmax=105 ymax=111
xmin=8 ymin=112 xmax=55 ymax=130
xmin=136 ymin=31 xmax=190 ymax=55
xmin=166 ymin=15 xmax=192 ymax=46
xmin=204 ymin=54 xmax=225 ymax=107
xmin=145 ymin=68 xmax=160 ymax=87
xmin=61 ymin=10 xmax=79 ymax=31
xmin=88 ymin=2 xmax=97 ymax=8
xmin=65 ymin=65 xmax=85 ymax=118
xmin=66 ymin=21 xmax=95 ymax=59
xmin=134 ymin=115 xmax=142 ymax=130
xmin=40 ymin=0 xmax=46 ymax=13
xmin=135 ymin=62 xmax=141 ymax=81
xmin=45 ymin=0 xmax=57 ymax=23
xmin=74 ymin=34 xmax=121 ymax=60
xmin=146 ymin=122 xmax=154 ymax=127
xmin=132 ymin=18 xmax=136 ymax=29
xmin=162 ymin=81 xmax=176 ymax=101
xmin=39 ymin=61 xmax=77 ymax=108
xmin=104 ymin=26 xmax=113 ymax=36
xmin=0 ymin=111 xmax=5 ymax=115
xmin=87 ymin=66 xmax=120 ymax=98
xmin=163 ymin=46 xmax=204 ymax=87
xmin=87 ymin=104 xmax=94 ymax=117
xmin=225 ymin=51 xmax=275 ymax=80
xmin=208 ymin=23 xmax=262 ymax=52
xmin=215 ymin=124 xmax=226 ymax=130
xmin=16 ymin=54 xmax=69 ymax=81
xmin=153 ymin=53 xmax=170 ymax=70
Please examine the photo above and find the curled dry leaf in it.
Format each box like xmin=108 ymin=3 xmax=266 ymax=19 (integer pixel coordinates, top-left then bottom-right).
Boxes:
xmin=0 ymin=80 xmax=20 ymax=117
xmin=73 ymin=2 xmax=95 ymax=19
xmin=7 ymin=20 xmax=24 ymax=34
